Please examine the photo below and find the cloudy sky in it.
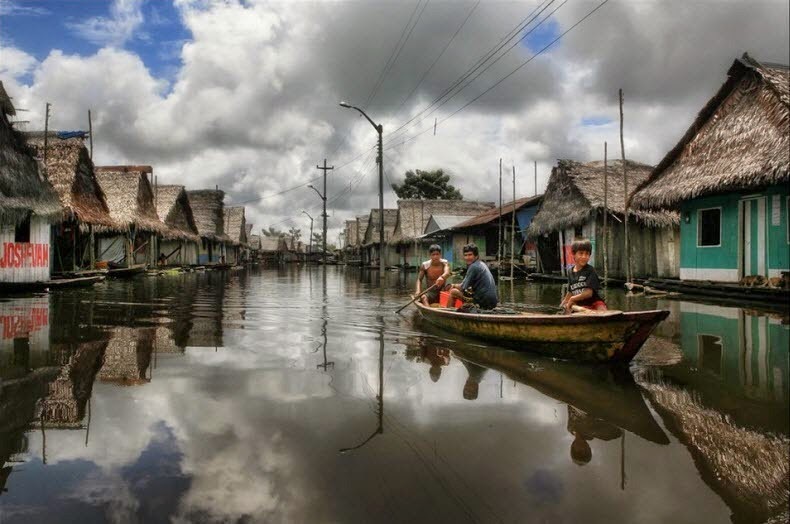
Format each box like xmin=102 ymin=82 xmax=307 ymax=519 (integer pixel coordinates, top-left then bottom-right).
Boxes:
xmin=1 ymin=0 xmax=787 ymax=241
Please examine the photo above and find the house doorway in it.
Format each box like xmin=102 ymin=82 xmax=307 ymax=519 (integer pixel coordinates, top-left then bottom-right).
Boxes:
xmin=740 ymin=197 xmax=767 ymax=278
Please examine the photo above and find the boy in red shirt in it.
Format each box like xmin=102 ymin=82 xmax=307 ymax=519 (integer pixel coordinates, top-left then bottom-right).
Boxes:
xmin=560 ymin=238 xmax=607 ymax=314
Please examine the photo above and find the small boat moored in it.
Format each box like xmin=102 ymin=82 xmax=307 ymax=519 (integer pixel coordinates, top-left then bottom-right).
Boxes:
xmin=414 ymin=302 xmax=669 ymax=363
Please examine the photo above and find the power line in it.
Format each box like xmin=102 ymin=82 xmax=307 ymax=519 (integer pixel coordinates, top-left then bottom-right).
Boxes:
xmin=385 ymin=0 xmax=611 ymax=153
xmin=363 ymin=0 xmax=425 ymax=110
xmin=393 ymin=0 xmax=480 ymax=116
xmin=384 ymin=0 xmax=557 ymax=143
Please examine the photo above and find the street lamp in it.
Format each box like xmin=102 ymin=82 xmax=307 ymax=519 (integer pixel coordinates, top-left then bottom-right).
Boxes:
xmin=339 ymin=101 xmax=384 ymax=279
xmin=301 ymin=210 xmax=314 ymax=257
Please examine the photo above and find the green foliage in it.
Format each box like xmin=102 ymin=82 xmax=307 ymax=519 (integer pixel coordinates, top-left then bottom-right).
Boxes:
xmin=262 ymin=226 xmax=285 ymax=237
xmin=391 ymin=169 xmax=463 ymax=200
xmin=288 ymin=227 xmax=302 ymax=241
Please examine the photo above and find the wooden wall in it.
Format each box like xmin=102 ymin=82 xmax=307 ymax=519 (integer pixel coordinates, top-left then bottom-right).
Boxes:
xmin=0 ymin=216 xmax=51 ymax=283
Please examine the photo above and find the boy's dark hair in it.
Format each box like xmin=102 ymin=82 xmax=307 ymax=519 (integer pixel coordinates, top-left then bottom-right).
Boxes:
xmin=462 ymin=243 xmax=479 ymax=256
xmin=428 ymin=244 xmax=441 ymax=253
xmin=571 ymin=238 xmax=592 ymax=254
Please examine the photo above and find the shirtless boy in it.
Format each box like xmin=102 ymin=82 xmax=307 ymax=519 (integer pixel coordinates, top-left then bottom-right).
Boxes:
xmin=416 ymin=244 xmax=451 ymax=305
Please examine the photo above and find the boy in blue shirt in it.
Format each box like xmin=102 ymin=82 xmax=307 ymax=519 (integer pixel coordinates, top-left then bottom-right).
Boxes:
xmin=448 ymin=243 xmax=498 ymax=310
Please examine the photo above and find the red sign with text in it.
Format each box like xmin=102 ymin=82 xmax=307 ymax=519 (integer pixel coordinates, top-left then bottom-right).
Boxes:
xmin=0 ymin=242 xmax=50 ymax=269
xmin=1 ymin=307 xmax=49 ymax=339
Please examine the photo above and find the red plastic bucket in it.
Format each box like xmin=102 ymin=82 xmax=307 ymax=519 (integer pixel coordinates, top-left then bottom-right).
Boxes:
xmin=439 ymin=291 xmax=463 ymax=308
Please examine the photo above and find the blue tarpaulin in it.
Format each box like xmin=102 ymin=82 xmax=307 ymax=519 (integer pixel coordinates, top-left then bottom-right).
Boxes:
xmin=56 ymin=131 xmax=88 ymax=139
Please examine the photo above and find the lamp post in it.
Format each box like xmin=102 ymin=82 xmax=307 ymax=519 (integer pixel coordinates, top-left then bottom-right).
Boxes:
xmin=339 ymin=101 xmax=384 ymax=279
xmin=302 ymin=210 xmax=314 ymax=258
xmin=307 ymin=184 xmax=327 ymax=266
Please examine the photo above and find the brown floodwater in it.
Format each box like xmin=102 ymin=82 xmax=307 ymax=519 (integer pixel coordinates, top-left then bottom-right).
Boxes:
xmin=1 ymin=267 xmax=788 ymax=523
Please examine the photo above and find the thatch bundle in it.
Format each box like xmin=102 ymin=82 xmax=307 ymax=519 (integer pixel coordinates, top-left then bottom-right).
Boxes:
xmin=98 ymin=327 xmax=154 ymax=385
xmin=454 ymin=195 xmax=541 ymax=229
xmin=528 ymin=159 xmax=679 ymax=237
xmin=0 ymin=83 xmax=61 ymax=223
xmin=27 ymin=136 xmax=116 ymax=227
xmin=363 ymin=209 xmax=398 ymax=245
xmin=223 ymin=206 xmax=247 ymax=246
xmin=632 ymin=54 xmax=789 ymax=209
xmin=155 ymin=184 xmax=200 ymax=241
xmin=186 ymin=189 xmax=227 ymax=241
xmin=94 ymin=166 xmax=169 ymax=234
xmin=638 ymin=375 xmax=789 ymax=522
xmin=391 ymin=199 xmax=495 ymax=242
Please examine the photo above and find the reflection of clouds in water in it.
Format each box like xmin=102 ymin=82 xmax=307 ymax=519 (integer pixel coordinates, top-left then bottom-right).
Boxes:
xmin=65 ymin=470 xmax=140 ymax=524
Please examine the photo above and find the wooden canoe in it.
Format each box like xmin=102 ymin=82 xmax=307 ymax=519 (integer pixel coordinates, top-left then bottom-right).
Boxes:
xmin=451 ymin=345 xmax=670 ymax=444
xmin=107 ymin=264 xmax=147 ymax=278
xmin=414 ymin=302 xmax=669 ymax=363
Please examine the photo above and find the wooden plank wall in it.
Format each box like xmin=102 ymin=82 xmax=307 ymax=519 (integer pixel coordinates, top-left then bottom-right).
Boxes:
xmin=0 ymin=217 xmax=51 ymax=283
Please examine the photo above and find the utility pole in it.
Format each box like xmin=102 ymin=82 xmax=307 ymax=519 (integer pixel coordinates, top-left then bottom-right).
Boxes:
xmin=377 ymin=127 xmax=384 ymax=277
xmin=603 ymin=142 xmax=609 ymax=288
xmin=620 ymin=89 xmax=631 ymax=284
xmin=534 ymin=161 xmax=537 ymax=196
xmin=302 ymin=211 xmax=314 ymax=256
xmin=498 ymin=158 xmax=503 ymax=272
xmin=43 ymin=103 xmax=51 ymax=168
xmin=510 ymin=165 xmax=516 ymax=282
xmin=316 ymin=159 xmax=334 ymax=266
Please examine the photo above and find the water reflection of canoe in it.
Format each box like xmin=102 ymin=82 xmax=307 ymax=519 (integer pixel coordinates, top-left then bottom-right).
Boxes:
xmin=452 ymin=346 xmax=670 ymax=445
xmin=415 ymin=302 xmax=669 ymax=363
xmin=107 ymin=264 xmax=147 ymax=278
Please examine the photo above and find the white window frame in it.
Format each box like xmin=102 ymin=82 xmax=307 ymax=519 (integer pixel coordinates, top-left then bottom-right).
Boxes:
xmin=697 ymin=206 xmax=722 ymax=248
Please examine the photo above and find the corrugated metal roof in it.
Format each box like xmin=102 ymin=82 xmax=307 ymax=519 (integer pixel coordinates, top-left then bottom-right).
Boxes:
xmin=424 ymin=214 xmax=477 ymax=235
xmin=453 ymin=194 xmax=543 ymax=228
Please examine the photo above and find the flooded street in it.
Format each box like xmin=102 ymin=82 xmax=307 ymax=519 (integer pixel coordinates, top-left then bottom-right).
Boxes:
xmin=1 ymin=268 xmax=788 ymax=523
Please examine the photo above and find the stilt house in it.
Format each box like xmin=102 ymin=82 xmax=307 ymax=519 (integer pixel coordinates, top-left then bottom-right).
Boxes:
xmin=222 ymin=206 xmax=247 ymax=265
xmin=390 ymin=199 xmax=495 ymax=267
xmin=27 ymin=135 xmax=116 ymax=273
xmin=0 ymin=83 xmax=61 ymax=286
xmin=528 ymin=159 xmax=679 ymax=278
xmin=362 ymin=209 xmax=398 ymax=267
xmin=187 ymin=189 xmax=228 ymax=265
xmin=94 ymin=166 xmax=169 ymax=268
xmin=154 ymin=185 xmax=201 ymax=266
xmin=631 ymin=54 xmax=788 ymax=283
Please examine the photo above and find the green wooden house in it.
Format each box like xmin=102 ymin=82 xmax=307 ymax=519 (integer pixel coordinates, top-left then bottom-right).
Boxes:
xmin=631 ymin=54 xmax=789 ymax=283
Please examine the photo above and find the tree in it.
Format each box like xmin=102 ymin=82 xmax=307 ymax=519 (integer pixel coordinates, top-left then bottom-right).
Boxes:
xmin=288 ymin=227 xmax=302 ymax=242
xmin=391 ymin=169 xmax=463 ymax=200
xmin=262 ymin=226 xmax=284 ymax=237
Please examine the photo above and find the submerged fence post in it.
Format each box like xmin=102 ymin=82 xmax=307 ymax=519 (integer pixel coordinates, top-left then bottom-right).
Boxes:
xmin=620 ymin=89 xmax=631 ymax=284
xmin=603 ymin=142 xmax=609 ymax=288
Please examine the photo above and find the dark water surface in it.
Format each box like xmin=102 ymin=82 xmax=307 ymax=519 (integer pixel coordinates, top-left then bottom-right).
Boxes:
xmin=1 ymin=267 xmax=788 ymax=523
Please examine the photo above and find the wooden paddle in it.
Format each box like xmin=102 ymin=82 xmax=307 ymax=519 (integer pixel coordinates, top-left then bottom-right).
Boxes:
xmin=396 ymin=283 xmax=439 ymax=314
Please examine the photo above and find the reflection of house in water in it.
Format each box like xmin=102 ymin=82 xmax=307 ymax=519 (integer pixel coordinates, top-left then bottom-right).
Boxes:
xmin=154 ymin=325 xmax=186 ymax=356
xmin=639 ymin=374 xmax=789 ymax=524
xmin=187 ymin=273 xmax=226 ymax=349
xmin=677 ymin=303 xmax=789 ymax=407
xmin=39 ymin=338 xmax=107 ymax=427
xmin=98 ymin=327 xmax=155 ymax=385
xmin=0 ymin=297 xmax=51 ymax=380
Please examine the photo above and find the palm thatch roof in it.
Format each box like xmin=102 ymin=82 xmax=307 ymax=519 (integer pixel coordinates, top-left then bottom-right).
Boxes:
xmin=259 ymin=235 xmax=283 ymax=252
xmin=391 ymin=199 xmax=495 ymax=242
xmin=223 ymin=206 xmax=247 ymax=246
xmin=528 ymin=159 xmax=679 ymax=237
xmin=154 ymin=185 xmax=200 ymax=241
xmin=639 ymin=374 xmax=789 ymax=522
xmin=248 ymin=233 xmax=261 ymax=250
xmin=187 ymin=189 xmax=228 ymax=241
xmin=355 ymin=215 xmax=369 ymax=247
xmin=362 ymin=209 xmax=398 ymax=245
xmin=0 ymin=85 xmax=61 ymax=223
xmin=632 ymin=54 xmax=789 ymax=209
xmin=344 ymin=219 xmax=358 ymax=249
xmin=26 ymin=136 xmax=115 ymax=227
xmin=454 ymin=195 xmax=543 ymax=229
xmin=94 ymin=166 xmax=169 ymax=234
xmin=98 ymin=327 xmax=155 ymax=386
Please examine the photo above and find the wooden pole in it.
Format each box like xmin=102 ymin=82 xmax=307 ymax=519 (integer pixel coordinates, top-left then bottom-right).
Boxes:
xmin=603 ymin=142 xmax=609 ymax=287
xmin=88 ymin=109 xmax=93 ymax=159
xmin=43 ymin=103 xmax=51 ymax=168
xmin=89 ymin=224 xmax=95 ymax=270
xmin=534 ymin=161 xmax=537 ymax=196
xmin=498 ymin=158 xmax=503 ymax=272
xmin=510 ymin=165 xmax=516 ymax=281
xmin=620 ymin=89 xmax=631 ymax=283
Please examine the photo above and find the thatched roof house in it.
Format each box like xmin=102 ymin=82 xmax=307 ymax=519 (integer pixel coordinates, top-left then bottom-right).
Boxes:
xmin=528 ymin=159 xmax=678 ymax=237
xmin=391 ymin=199 xmax=495 ymax=243
xmin=94 ymin=166 xmax=169 ymax=234
xmin=362 ymin=209 xmax=398 ymax=245
xmin=154 ymin=185 xmax=200 ymax=241
xmin=223 ymin=206 xmax=247 ymax=246
xmin=186 ymin=189 xmax=227 ymax=241
xmin=259 ymin=235 xmax=283 ymax=252
xmin=632 ymin=54 xmax=789 ymax=210
xmin=248 ymin=233 xmax=261 ymax=250
xmin=26 ymin=136 xmax=115 ymax=227
xmin=0 ymin=83 xmax=61 ymax=224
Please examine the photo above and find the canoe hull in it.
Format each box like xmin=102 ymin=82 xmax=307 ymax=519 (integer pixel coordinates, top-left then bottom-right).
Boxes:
xmin=415 ymin=304 xmax=669 ymax=363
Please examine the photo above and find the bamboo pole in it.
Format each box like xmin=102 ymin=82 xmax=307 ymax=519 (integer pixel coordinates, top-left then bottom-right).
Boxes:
xmin=88 ymin=109 xmax=93 ymax=159
xmin=620 ymin=89 xmax=631 ymax=283
xmin=603 ymin=142 xmax=609 ymax=288
xmin=498 ymin=158 xmax=503 ymax=273
xmin=510 ymin=165 xmax=516 ymax=281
